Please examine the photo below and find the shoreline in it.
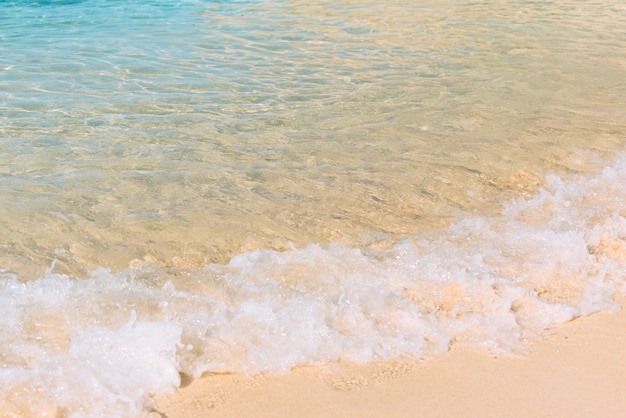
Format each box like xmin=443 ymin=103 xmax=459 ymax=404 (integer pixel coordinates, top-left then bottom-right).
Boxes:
xmin=153 ymin=296 xmax=626 ymax=418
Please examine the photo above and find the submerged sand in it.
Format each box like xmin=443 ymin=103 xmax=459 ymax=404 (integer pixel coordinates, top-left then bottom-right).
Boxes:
xmin=152 ymin=296 xmax=626 ymax=418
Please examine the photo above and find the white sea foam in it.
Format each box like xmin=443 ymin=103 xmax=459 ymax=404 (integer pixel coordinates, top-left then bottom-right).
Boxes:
xmin=1 ymin=156 xmax=626 ymax=416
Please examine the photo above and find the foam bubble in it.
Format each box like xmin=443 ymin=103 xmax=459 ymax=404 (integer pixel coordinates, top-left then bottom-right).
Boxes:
xmin=0 ymin=273 xmax=181 ymax=417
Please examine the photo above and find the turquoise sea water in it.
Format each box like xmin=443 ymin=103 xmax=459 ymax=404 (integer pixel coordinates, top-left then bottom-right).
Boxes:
xmin=1 ymin=0 xmax=625 ymax=416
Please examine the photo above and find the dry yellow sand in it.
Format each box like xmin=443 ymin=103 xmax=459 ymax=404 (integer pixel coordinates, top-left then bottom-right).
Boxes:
xmin=153 ymin=297 xmax=626 ymax=418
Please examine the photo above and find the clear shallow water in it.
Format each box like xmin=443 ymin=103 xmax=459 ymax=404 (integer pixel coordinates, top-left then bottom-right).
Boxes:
xmin=1 ymin=0 xmax=625 ymax=416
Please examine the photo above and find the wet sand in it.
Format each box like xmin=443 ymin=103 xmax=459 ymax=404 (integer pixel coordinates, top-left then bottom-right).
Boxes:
xmin=153 ymin=296 xmax=626 ymax=418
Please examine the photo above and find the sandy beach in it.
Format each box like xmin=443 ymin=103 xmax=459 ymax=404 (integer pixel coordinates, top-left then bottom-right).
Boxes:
xmin=3 ymin=1 xmax=625 ymax=416
xmin=153 ymin=296 xmax=626 ymax=418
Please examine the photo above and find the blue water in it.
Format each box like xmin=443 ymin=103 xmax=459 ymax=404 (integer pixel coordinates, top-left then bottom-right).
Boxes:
xmin=1 ymin=0 xmax=625 ymax=416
